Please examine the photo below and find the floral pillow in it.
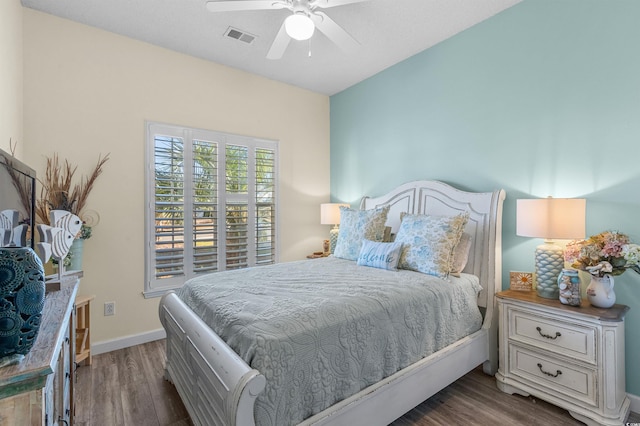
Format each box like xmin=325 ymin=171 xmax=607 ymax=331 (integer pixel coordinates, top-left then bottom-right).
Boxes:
xmin=333 ymin=205 xmax=390 ymax=261
xmin=394 ymin=212 xmax=469 ymax=278
xmin=357 ymin=239 xmax=403 ymax=271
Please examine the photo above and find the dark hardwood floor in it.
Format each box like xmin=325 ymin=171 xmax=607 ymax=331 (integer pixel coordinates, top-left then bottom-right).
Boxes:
xmin=75 ymin=339 xmax=639 ymax=426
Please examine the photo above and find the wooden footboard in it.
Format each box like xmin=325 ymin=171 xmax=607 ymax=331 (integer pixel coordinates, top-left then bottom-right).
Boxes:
xmin=159 ymin=292 xmax=265 ymax=426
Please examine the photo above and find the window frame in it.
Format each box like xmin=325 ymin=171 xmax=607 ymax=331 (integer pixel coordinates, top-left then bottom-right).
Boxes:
xmin=144 ymin=122 xmax=279 ymax=298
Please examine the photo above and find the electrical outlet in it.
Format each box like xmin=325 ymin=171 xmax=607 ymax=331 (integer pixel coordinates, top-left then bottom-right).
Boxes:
xmin=104 ymin=301 xmax=115 ymax=316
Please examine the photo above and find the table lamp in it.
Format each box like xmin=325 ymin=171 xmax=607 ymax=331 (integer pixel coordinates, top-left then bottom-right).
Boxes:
xmin=516 ymin=197 xmax=586 ymax=299
xmin=321 ymin=203 xmax=349 ymax=254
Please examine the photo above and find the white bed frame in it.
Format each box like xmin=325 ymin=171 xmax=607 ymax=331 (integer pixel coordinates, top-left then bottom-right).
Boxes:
xmin=159 ymin=180 xmax=506 ymax=426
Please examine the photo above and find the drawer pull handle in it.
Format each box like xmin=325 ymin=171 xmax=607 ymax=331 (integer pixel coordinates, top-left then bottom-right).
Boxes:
xmin=536 ymin=326 xmax=561 ymax=340
xmin=537 ymin=363 xmax=562 ymax=378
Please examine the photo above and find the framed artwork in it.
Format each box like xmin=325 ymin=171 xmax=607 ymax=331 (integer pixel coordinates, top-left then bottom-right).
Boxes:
xmin=510 ymin=271 xmax=534 ymax=291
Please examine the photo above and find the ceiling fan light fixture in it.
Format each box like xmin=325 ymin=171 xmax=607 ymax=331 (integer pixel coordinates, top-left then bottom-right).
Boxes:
xmin=284 ymin=13 xmax=315 ymax=41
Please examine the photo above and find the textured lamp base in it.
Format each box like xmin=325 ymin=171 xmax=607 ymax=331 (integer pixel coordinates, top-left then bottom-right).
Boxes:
xmin=535 ymin=243 xmax=563 ymax=299
xmin=0 ymin=247 xmax=46 ymax=358
xmin=329 ymin=227 xmax=340 ymax=254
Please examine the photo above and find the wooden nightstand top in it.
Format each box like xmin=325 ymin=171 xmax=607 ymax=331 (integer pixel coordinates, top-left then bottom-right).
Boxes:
xmin=497 ymin=290 xmax=629 ymax=322
xmin=306 ymin=253 xmax=329 ymax=259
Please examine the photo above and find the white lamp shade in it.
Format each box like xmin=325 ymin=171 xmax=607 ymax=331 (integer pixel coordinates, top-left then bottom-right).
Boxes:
xmin=516 ymin=198 xmax=586 ymax=240
xmin=285 ymin=14 xmax=315 ymax=41
xmin=320 ymin=203 xmax=349 ymax=225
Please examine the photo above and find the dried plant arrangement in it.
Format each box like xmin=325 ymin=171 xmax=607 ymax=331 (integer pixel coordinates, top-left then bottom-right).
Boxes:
xmin=36 ymin=153 xmax=110 ymax=228
xmin=1 ymin=140 xmax=33 ymax=221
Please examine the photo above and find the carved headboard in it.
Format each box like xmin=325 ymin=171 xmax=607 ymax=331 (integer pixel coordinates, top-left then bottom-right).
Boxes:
xmin=360 ymin=180 xmax=505 ymax=309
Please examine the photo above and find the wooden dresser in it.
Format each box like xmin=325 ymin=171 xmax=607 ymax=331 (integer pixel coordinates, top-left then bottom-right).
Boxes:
xmin=0 ymin=283 xmax=78 ymax=425
xmin=496 ymin=290 xmax=630 ymax=426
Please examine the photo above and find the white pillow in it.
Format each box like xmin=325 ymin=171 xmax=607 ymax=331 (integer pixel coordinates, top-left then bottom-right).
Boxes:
xmin=394 ymin=212 xmax=469 ymax=278
xmin=357 ymin=239 xmax=403 ymax=271
xmin=333 ymin=205 xmax=390 ymax=261
xmin=450 ymin=232 xmax=472 ymax=277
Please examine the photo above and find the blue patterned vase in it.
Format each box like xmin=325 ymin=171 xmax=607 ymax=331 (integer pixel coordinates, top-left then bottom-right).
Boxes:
xmin=0 ymin=247 xmax=46 ymax=359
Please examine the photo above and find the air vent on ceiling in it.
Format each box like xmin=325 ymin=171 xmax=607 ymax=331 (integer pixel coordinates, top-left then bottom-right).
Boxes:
xmin=224 ymin=27 xmax=256 ymax=45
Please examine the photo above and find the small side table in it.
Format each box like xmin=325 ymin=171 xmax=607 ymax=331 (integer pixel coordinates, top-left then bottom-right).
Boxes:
xmin=75 ymin=294 xmax=95 ymax=366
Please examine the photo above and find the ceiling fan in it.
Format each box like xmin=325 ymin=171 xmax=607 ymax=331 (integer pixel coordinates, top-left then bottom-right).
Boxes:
xmin=206 ymin=0 xmax=370 ymax=59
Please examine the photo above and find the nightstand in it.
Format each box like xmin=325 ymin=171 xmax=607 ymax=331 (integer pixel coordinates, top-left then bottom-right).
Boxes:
xmin=495 ymin=290 xmax=630 ymax=426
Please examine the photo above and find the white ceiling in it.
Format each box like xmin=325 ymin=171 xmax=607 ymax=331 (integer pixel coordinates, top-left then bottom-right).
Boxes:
xmin=20 ymin=0 xmax=521 ymax=96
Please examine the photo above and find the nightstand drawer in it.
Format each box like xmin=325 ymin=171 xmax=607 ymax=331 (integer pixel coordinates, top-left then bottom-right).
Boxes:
xmin=508 ymin=344 xmax=597 ymax=407
xmin=507 ymin=306 xmax=596 ymax=363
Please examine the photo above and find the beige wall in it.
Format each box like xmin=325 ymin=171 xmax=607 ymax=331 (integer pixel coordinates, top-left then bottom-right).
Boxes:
xmin=0 ymin=0 xmax=23 ymax=158
xmin=23 ymin=9 xmax=330 ymax=346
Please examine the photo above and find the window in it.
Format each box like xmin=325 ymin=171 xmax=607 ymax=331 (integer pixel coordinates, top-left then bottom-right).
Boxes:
xmin=144 ymin=123 xmax=278 ymax=297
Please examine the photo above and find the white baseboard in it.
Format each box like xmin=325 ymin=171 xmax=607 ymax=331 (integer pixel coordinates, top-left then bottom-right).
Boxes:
xmin=629 ymin=392 xmax=640 ymax=416
xmin=92 ymin=328 xmax=166 ymax=355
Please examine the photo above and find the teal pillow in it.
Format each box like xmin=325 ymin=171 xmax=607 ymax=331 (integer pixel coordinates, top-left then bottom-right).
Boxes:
xmin=333 ymin=206 xmax=390 ymax=261
xmin=357 ymin=239 xmax=403 ymax=271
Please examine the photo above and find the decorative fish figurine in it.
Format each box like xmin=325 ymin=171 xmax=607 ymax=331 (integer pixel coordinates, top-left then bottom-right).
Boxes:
xmin=0 ymin=210 xmax=18 ymax=246
xmin=49 ymin=227 xmax=75 ymax=262
xmin=36 ymin=241 xmax=52 ymax=264
xmin=34 ymin=210 xmax=80 ymax=267
xmin=0 ymin=210 xmax=28 ymax=247
xmin=36 ymin=224 xmax=74 ymax=262
xmin=0 ymin=228 xmax=9 ymax=247
xmin=9 ymin=224 xmax=27 ymax=247
xmin=50 ymin=210 xmax=82 ymax=238
xmin=0 ymin=209 xmax=19 ymax=230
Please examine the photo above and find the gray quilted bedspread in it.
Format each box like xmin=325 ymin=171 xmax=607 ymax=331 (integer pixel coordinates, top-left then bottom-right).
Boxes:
xmin=176 ymin=256 xmax=483 ymax=426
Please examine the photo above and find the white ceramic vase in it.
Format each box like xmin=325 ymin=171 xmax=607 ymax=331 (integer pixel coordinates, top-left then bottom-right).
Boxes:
xmin=586 ymin=274 xmax=616 ymax=308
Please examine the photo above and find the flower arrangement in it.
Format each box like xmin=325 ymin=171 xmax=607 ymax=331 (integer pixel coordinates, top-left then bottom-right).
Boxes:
xmin=564 ymin=231 xmax=640 ymax=277
xmin=36 ymin=153 xmax=109 ymax=240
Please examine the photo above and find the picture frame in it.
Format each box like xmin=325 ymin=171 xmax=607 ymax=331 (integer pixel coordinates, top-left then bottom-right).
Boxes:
xmin=510 ymin=271 xmax=534 ymax=291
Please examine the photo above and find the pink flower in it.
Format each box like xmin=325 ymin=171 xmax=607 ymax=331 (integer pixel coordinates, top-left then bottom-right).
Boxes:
xmin=563 ymin=241 xmax=582 ymax=263
xmin=599 ymin=231 xmax=628 ymax=258
xmin=565 ymin=231 xmax=639 ymax=277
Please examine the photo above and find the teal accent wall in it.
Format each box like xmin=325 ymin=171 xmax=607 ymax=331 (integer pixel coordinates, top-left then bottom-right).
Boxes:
xmin=330 ymin=0 xmax=640 ymax=396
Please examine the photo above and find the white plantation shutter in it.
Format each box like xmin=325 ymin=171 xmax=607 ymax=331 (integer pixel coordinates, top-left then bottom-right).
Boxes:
xmin=145 ymin=123 xmax=278 ymax=297
xmin=153 ymin=135 xmax=186 ymax=280
xmin=192 ymin=139 xmax=218 ymax=275
xmin=225 ymin=145 xmax=249 ymax=270
xmin=255 ymin=148 xmax=276 ymax=265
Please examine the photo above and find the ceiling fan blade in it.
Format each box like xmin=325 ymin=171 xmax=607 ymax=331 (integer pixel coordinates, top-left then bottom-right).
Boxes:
xmin=206 ymin=1 xmax=288 ymax=12
xmin=312 ymin=0 xmax=370 ymax=8
xmin=267 ymin=21 xmax=291 ymax=60
xmin=312 ymin=11 xmax=359 ymax=53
